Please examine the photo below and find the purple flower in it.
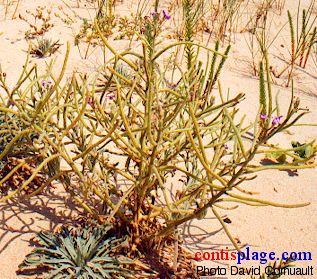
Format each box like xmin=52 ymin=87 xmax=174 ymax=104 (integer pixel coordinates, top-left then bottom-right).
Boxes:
xmin=41 ymin=79 xmax=53 ymax=88
xmin=163 ymin=10 xmax=171 ymax=20
xmin=272 ymin=115 xmax=283 ymax=126
xmin=260 ymin=113 xmax=268 ymax=120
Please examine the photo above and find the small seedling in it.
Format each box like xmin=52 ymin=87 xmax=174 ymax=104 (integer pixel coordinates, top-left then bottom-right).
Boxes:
xmin=30 ymin=38 xmax=61 ymax=57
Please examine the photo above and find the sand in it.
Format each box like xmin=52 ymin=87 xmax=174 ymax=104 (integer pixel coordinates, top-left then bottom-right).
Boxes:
xmin=0 ymin=0 xmax=316 ymax=278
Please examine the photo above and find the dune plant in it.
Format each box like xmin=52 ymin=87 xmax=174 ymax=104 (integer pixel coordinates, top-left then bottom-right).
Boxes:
xmin=17 ymin=224 xmax=134 ymax=278
xmin=74 ymin=0 xmax=116 ymax=55
xmin=97 ymin=0 xmax=115 ymax=20
xmin=291 ymin=141 xmax=316 ymax=160
xmin=182 ymin=0 xmax=204 ymax=69
xmin=30 ymin=38 xmax=62 ymax=58
xmin=275 ymin=1 xmax=317 ymax=86
xmin=0 ymin=47 xmax=71 ymax=201
xmin=0 ymin=106 xmax=46 ymax=196
xmin=18 ymin=7 xmax=54 ymax=39
xmin=94 ymin=0 xmax=116 ymax=39
xmin=181 ymin=0 xmax=231 ymax=89
xmin=244 ymin=0 xmax=287 ymax=78
xmin=2 ymin=0 xmax=21 ymax=20
xmin=208 ymin=0 xmax=243 ymax=42
xmin=90 ymin=10 xmax=315 ymax=252
xmin=0 ymin=1 xmax=316 ymax=277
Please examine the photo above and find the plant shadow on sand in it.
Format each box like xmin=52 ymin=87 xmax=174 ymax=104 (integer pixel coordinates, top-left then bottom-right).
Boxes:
xmin=0 ymin=184 xmax=83 ymax=255
xmin=181 ymin=217 xmax=248 ymax=250
xmin=260 ymin=158 xmax=299 ymax=176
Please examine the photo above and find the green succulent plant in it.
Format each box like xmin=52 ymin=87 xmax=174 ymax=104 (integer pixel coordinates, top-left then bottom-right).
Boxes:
xmin=17 ymin=224 xmax=134 ymax=279
xmin=291 ymin=141 xmax=315 ymax=159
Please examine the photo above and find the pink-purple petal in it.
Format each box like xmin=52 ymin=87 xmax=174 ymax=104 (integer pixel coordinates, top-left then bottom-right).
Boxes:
xmin=272 ymin=115 xmax=283 ymax=125
xmin=163 ymin=10 xmax=171 ymax=20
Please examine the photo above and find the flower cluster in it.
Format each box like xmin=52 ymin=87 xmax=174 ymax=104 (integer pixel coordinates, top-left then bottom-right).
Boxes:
xmin=272 ymin=115 xmax=283 ymax=126
xmin=41 ymin=79 xmax=53 ymax=89
xmin=150 ymin=10 xmax=171 ymax=20
xmin=141 ymin=10 xmax=171 ymax=37
xmin=260 ymin=114 xmax=283 ymax=126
